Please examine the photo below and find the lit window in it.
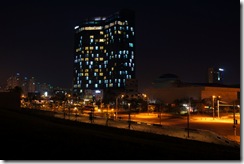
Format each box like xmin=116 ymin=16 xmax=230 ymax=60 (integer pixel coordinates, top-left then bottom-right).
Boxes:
xmin=100 ymin=31 xmax=104 ymax=35
xmin=90 ymin=46 xmax=94 ymax=50
xmin=99 ymin=72 xmax=103 ymax=76
xmin=129 ymin=43 xmax=133 ymax=47
xmin=95 ymin=84 xmax=98 ymax=88
xmin=90 ymin=35 xmax=94 ymax=38
xmin=99 ymin=39 xmax=105 ymax=42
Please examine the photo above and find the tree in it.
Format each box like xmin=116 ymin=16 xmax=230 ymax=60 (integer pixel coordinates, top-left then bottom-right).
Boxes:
xmin=10 ymin=86 xmax=23 ymax=95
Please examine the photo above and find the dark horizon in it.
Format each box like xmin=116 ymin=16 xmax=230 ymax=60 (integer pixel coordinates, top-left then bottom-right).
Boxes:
xmin=0 ymin=1 xmax=240 ymax=92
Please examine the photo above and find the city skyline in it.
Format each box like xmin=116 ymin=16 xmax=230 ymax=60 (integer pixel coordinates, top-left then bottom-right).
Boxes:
xmin=0 ymin=1 xmax=240 ymax=92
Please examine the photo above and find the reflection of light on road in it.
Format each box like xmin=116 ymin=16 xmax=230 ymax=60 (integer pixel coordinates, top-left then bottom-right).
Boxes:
xmin=192 ymin=118 xmax=238 ymax=124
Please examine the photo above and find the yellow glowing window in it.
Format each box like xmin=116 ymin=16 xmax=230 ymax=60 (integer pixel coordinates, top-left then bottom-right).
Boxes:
xmin=100 ymin=31 xmax=104 ymax=35
xmin=85 ymin=69 xmax=89 ymax=72
xmin=110 ymin=22 xmax=114 ymax=27
xmin=118 ymin=21 xmax=123 ymax=25
xmin=90 ymin=35 xmax=94 ymax=38
xmin=85 ymin=47 xmax=88 ymax=50
xmin=95 ymin=58 xmax=99 ymax=61
xmin=100 ymin=46 xmax=104 ymax=50
xmin=99 ymin=39 xmax=105 ymax=42
xmin=104 ymin=50 xmax=107 ymax=53
xmin=85 ymin=58 xmax=89 ymax=61
xmin=95 ymin=69 xmax=99 ymax=72
xmin=99 ymin=73 xmax=103 ymax=76
xmin=99 ymin=58 xmax=104 ymax=61
xmin=85 ymin=73 xmax=89 ymax=76
xmin=81 ymin=58 xmax=84 ymax=61
xmin=118 ymin=30 xmax=121 ymax=34
xmin=104 ymin=76 xmax=106 ymax=79
xmin=90 ymin=46 xmax=94 ymax=50
xmin=76 ymin=48 xmax=81 ymax=52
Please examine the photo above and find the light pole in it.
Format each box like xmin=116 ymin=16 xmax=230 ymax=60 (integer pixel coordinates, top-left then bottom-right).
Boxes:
xmin=217 ymin=96 xmax=221 ymax=119
xmin=212 ymin=95 xmax=216 ymax=119
xmin=116 ymin=94 xmax=124 ymax=120
xmin=128 ymin=103 xmax=131 ymax=129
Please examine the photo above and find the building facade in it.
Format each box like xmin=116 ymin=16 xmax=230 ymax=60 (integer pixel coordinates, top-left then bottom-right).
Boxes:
xmin=145 ymin=85 xmax=240 ymax=105
xmin=208 ymin=67 xmax=224 ymax=84
xmin=73 ymin=9 xmax=136 ymax=98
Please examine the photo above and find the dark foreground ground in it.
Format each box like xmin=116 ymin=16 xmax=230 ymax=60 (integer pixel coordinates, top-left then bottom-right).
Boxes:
xmin=1 ymin=108 xmax=241 ymax=160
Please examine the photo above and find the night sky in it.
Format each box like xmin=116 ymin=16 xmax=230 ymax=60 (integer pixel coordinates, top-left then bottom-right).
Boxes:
xmin=0 ymin=0 xmax=240 ymax=92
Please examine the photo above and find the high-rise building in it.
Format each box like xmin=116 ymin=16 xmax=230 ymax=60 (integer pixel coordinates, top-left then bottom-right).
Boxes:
xmin=208 ymin=67 xmax=224 ymax=84
xmin=73 ymin=9 xmax=136 ymax=98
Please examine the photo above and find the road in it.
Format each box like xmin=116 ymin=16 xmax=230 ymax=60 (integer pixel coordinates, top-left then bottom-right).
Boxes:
xmin=118 ymin=113 xmax=240 ymax=143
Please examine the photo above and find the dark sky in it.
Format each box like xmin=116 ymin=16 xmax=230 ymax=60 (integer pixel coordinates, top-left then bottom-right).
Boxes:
xmin=0 ymin=0 xmax=240 ymax=92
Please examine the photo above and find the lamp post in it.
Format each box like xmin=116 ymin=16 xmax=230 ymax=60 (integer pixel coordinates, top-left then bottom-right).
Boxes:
xmin=116 ymin=94 xmax=124 ymax=120
xmin=233 ymin=101 xmax=236 ymax=136
xmin=212 ymin=95 xmax=216 ymax=120
xmin=128 ymin=103 xmax=131 ymax=129
xmin=217 ymin=96 xmax=221 ymax=119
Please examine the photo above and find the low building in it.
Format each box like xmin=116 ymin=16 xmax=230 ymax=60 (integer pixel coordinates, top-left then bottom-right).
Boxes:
xmin=144 ymin=84 xmax=240 ymax=105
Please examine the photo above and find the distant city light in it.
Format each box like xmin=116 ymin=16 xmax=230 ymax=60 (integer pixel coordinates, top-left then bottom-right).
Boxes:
xmin=95 ymin=90 xmax=101 ymax=93
xmin=219 ymin=68 xmax=224 ymax=71
xmin=74 ymin=26 xmax=79 ymax=29
xmin=44 ymin=91 xmax=48 ymax=97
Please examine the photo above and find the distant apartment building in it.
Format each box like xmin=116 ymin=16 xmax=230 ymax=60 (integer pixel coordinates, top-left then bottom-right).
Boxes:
xmin=208 ymin=67 xmax=224 ymax=84
xmin=6 ymin=73 xmax=22 ymax=91
xmin=73 ymin=9 xmax=136 ymax=99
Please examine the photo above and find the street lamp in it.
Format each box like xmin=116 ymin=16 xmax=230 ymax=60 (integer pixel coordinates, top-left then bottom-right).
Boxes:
xmin=116 ymin=94 xmax=124 ymax=120
xmin=212 ymin=95 xmax=216 ymax=119
xmin=217 ymin=96 xmax=221 ymax=119
xmin=128 ymin=103 xmax=131 ymax=129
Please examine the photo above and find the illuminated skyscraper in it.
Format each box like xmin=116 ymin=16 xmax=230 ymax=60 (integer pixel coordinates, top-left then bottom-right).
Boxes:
xmin=73 ymin=9 xmax=136 ymax=98
xmin=208 ymin=67 xmax=224 ymax=84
